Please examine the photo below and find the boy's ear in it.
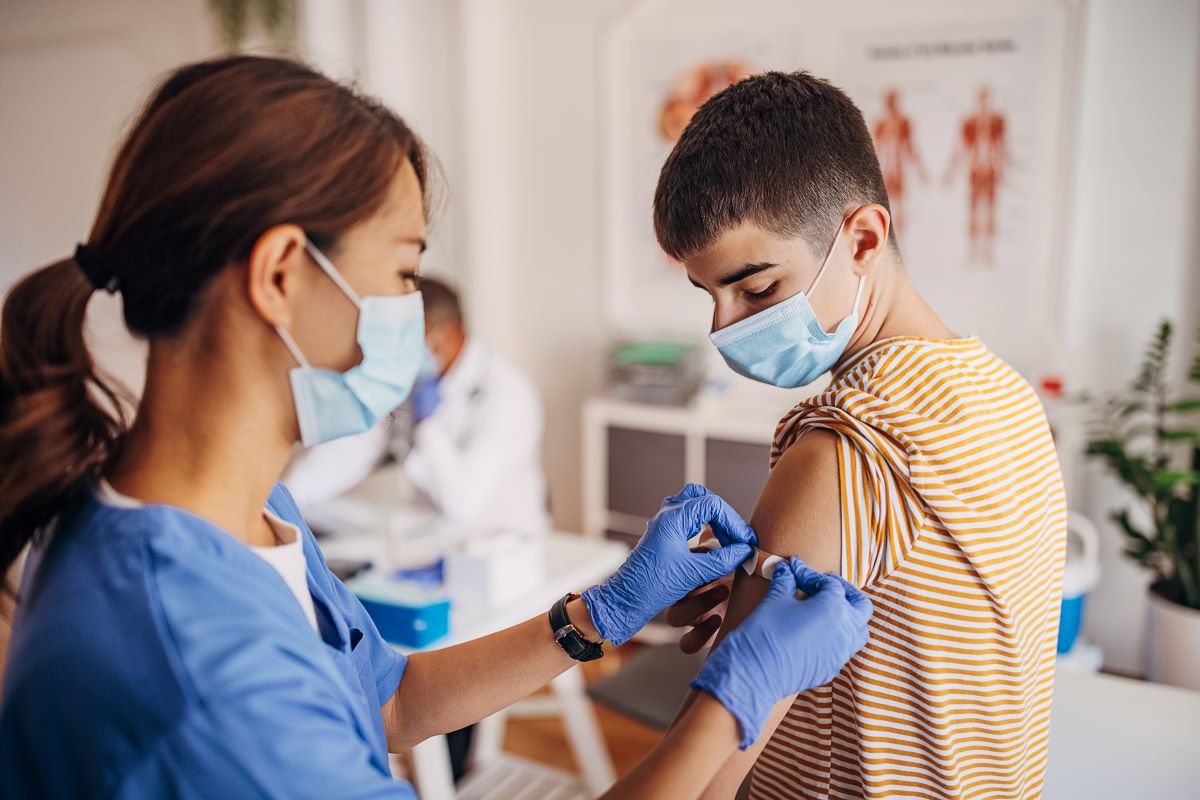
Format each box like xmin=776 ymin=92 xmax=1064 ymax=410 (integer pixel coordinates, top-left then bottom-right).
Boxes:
xmin=846 ymin=204 xmax=892 ymax=274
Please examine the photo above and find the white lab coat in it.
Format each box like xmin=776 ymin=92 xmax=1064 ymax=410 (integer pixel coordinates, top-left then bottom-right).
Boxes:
xmin=284 ymin=340 xmax=549 ymax=532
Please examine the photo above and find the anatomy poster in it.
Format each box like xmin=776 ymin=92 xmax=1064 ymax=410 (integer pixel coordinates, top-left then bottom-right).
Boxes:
xmin=604 ymin=15 xmax=798 ymax=336
xmin=834 ymin=14 xmax=1078 ymax=370
xmin=603 ymin=0 xmax=1081 ymax=372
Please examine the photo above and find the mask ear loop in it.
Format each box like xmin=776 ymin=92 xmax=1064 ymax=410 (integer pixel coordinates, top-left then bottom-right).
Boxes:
xmin=275 ymin=323 xmax=310 ymax=369
xmin=303 ymin=239 xmax=363 ymax=306
xmin=804 ymin=215 xmax=851 ymax=298
xmin=849 ymin=271 xmax=866 ymax=317
xmin=808 ymin=209 xmax=869 ymax=320
xmin=801 ymin=211 xmax=868 ymax=333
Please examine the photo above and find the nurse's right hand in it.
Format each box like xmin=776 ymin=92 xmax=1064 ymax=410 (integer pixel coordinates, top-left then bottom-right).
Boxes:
xmin=691 ymin=558 xmax=873 ymax=750
xmin=582 ymin=484 xmax=755 ymax=646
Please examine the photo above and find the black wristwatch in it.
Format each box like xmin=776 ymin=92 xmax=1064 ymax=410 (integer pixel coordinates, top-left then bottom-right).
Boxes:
xmin=549 ymin=593 xmax=605 ymax=662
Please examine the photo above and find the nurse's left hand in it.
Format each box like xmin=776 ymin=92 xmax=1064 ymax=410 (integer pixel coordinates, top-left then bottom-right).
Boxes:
xmin=581 ymin=484 xmax=756 ymax=646
xmin=692 ymin=558 xmax=872 ymax=750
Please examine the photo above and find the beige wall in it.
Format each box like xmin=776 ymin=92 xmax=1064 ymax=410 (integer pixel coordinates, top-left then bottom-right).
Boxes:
xmin=0 ymin=0 xmax=222 ymax=394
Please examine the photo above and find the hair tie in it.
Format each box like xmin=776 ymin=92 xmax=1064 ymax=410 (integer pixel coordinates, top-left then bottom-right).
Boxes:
xmin=74 ymin=243 xmax=119 ymax=294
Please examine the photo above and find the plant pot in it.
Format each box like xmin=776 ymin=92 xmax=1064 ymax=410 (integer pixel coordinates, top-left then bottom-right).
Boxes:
xmin=1145 ymin=582 xmax=1200 ymax=691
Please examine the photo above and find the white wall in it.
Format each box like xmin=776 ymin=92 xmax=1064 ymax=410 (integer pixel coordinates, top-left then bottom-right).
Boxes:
xmin=1062 ymin=0 xmax=1200 ymax=674
xmin=454 ymin=0 xmax=622 ymax=532
xmin=0 ymin=0 xmax=220 ymax=393
xmin=0 ymin=1 xmax=215 ymax=279
xmin=0 ymin=0 xmax=467 ymax=392
xmin=354 ymin=0 xmax=465 ymax=281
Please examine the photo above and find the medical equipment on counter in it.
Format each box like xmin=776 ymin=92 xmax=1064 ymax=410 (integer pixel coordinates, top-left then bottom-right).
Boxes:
xmin=393 ymin=559 xmax=445 ymax=588
xmin=304 ymin=501 xmax=465 ymax=572
xmin=330 ymin=515 xmax=549 ymax=637
xmin=349 ymin=572 xmax=451 ymax=648
xmin=444 ymin=531 xmax=546 ymax=608
xmin=607 ymin=340 xmax=705 ymax=406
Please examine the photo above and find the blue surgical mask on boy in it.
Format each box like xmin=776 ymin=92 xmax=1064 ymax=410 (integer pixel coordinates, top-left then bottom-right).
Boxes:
xmin=709 ymin=215 xmax=865 ymax=388
xmin=275 ymin=240 xmax=425 ymax=447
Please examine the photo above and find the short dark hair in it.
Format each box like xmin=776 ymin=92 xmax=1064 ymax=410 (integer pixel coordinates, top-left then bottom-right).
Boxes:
xmin=653 ymin=71 xmax=891 ymax=261
xmin=420 ymin=276 xmax=463 ymax=328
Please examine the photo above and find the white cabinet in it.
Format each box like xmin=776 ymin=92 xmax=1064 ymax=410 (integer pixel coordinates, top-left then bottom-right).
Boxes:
xmin=581 ymin=394 xmax=812 ymax=544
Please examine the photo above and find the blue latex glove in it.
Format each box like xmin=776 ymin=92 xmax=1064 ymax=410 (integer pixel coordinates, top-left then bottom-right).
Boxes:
xmin=692 ymin=557 xmax=873 ymax=750
xmin=582 ymin=485 xmax=756 ymax=646
xmin=410 ymin=377 xmax=441 ymax=423
xmin=654 ymin=482 xmax=752 ymax=529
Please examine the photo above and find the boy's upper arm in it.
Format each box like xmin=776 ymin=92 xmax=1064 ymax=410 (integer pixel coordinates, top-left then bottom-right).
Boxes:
xmin=689 ymin=429 xmax=843 ymax=799
xmin=706 ymin=426 xmax=845 ymax=664
xmin=748 ymin=428 xmax=843 ymax=576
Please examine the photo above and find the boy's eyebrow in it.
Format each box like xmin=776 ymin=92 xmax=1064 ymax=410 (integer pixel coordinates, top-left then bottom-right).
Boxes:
xmin=717 ymin=262 xmax=779 ymax=287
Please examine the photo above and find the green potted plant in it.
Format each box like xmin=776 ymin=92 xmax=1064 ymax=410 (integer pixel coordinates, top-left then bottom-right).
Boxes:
xmin=208 ymin=0 xmax=297 ymax=53
xmin=1085 ymin=320 xmax=1200 ymax=689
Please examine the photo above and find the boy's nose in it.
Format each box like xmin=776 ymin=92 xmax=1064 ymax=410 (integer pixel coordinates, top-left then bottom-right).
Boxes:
xmin=711 ymin=302 xmax=741 ymax=334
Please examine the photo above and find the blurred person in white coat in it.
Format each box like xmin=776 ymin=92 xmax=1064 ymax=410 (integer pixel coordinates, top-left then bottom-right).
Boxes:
xmin=285 ymin=277 xmax=549 ymax=532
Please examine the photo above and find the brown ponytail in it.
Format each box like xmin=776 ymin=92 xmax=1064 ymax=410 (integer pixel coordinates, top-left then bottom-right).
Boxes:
xmin=0 ymin=258 xmax=133 ymax=587
xmin=0 ymin=55 xmax=431 ymax=595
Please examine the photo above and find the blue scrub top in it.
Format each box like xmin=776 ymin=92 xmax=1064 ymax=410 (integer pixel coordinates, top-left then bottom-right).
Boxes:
xmin=0 ymin=484 xmax=417 ymax=799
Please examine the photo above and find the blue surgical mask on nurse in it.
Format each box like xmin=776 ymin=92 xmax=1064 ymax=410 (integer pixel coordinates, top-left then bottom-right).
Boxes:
xmin=275 ymin=239 xmax=425 ymax=447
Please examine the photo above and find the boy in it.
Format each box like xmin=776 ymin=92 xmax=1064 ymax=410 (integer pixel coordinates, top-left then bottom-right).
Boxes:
xmin=656 ymin=72 xmax=1067 ymax=799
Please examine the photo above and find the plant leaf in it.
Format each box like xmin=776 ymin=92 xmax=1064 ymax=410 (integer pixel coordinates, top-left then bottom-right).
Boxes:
xmin=1191 ymin=326 xmax=1200 ymax=383
xmin=1112 ymin=509 xmax=1153 ymax=546
xmin=208 ymin=0 xmax=248 ymax=51
xmin=1153 ymin=468 xmax=1200 ymax=492
xmin=1117 ymin=400 xmax=1147 ymax=418
xmin=1133 ymin=320 xmax=1172 ymax=394
xmin=1086 ymin=440 xmax=1159 ymax=497
xmin=1115 ymin=508 xmax=1158 ymax=566
xmin=1166 ymin=398 xmax=1200 ymax=413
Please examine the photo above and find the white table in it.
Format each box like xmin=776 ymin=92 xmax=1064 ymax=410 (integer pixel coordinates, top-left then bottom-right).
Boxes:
xmin=1044 ymin=669 xmax=1200 ymax=797
xmin=318 ymin=524 xmax=629 ymax=800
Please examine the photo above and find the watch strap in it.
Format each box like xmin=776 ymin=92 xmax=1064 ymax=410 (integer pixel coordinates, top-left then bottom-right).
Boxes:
xmin=549 ymin=593 xmax=605 ymax=662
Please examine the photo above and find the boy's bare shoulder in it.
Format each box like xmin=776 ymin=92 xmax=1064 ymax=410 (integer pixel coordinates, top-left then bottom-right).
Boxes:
xmin=750 ymin=428 xmax=842 ymax=575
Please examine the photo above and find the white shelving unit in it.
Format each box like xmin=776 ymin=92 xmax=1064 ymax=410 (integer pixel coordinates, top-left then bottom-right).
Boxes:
xmin=581 ymin=389 xmax=820 ymax=542
xmin=581 ymin=388 xmax=817 ymax=645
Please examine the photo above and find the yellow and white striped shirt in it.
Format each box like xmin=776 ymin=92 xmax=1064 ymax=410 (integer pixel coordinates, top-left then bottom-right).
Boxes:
xmin=752 ymin=336 xmax=1067 ymax=800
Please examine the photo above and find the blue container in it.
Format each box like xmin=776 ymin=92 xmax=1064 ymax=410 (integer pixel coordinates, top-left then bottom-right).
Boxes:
xmin=349 ymin=573 xmax=451 ymax=649
xmin=1058 ymin=593 xmax=1085 ymax=654
xmin=1057 ymin=513 xmax=1101 ymax=655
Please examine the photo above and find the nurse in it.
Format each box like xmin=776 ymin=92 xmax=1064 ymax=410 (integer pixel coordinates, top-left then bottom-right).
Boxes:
xmin=0 ymin=56 xmax=870 ymax=799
